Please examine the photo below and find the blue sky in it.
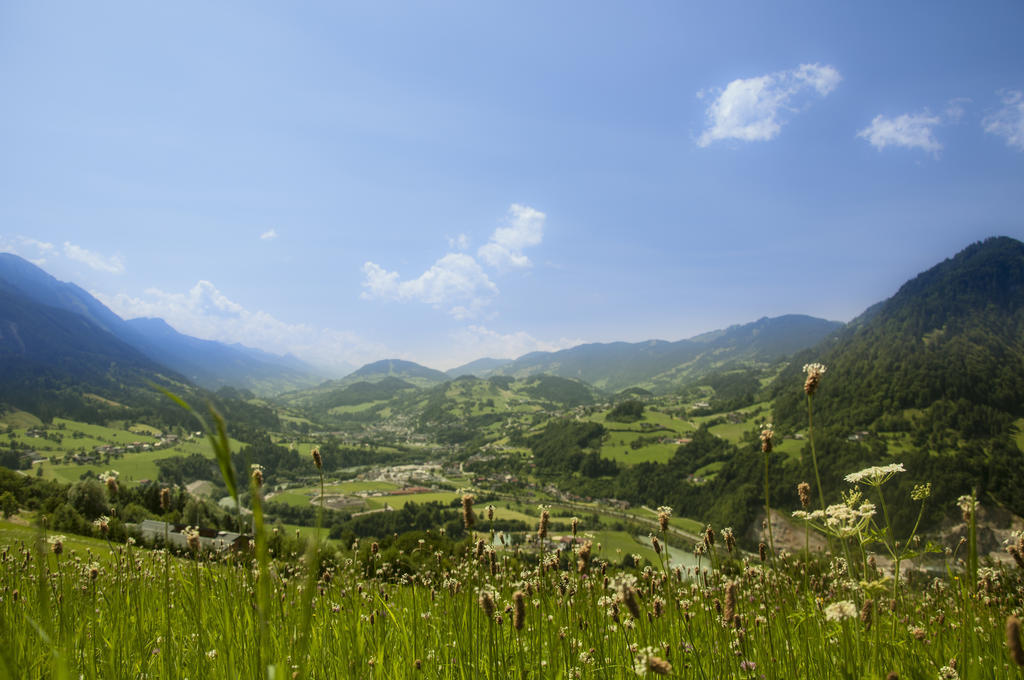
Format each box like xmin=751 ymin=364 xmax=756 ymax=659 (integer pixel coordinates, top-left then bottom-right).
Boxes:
xmin=2 ymin=2 xmax=1023 ymax=372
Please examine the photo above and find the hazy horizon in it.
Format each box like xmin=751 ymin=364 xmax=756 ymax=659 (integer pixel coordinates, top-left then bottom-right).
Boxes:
xmin=2 ymin=2 xmax=1022 ymax=371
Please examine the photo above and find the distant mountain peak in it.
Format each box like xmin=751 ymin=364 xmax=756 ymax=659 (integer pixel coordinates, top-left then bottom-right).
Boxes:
xmin=349 ymin=359 xmax=449 ymax=384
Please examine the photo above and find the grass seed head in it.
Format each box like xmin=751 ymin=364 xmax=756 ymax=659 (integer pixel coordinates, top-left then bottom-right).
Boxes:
xmin=462 ymin=495 xmax=476 ymax=529
xmin=311 ymin=447 xmax=322 ymax=470
xmin=803 ymin=362 xmax=826 ymax=396
xmin=860 ymin=599 xmax=873 ymax=630
xmin=759 ymin=423 xmax=774 ymax=454
xmin=512 ymin=590 xmax=526 ymax=630
xmin=1009 ymin=615 xmax=1024 ymax=666
xmin=723 ymin=581 xmax=737 ymax=623
xmin=479 ymin=591 xmax=495 ymax=619
xmin=250 ymin=464 xmax=264 ymax=488
xmin=538 ymin=507 xmax=550 ymax=541
xmin=159 ymin=487 xmax=170 ymax=511
xmin=798 ymin=482 xmax=811 ymax=509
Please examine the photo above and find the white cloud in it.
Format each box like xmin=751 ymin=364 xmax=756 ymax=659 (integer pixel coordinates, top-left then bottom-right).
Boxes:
xmin=857 ymin=112 xmax=943 ymax=153
xmin=448 ymin=233 xmax=469 ymax=251
xmin=477 ymin=204 xmax=546 ymax=269
xmin=983 ymin=89 xmax=1024 ymax=151
xmin=449 ymin=325 xmax=586 ymax=364
xmin=260 ymin=229 xmax=278 ymax=240
xmin=944 ymin=97 xmax=971 ymax=123
xmin=94 ymin=281 xmax=382 ymax=372
xmin=697 ymin=63 xmax=841 ymax=147
xmin=361 ymin=252 xmax=498 ymax=317
xmin=359 ymin=203 xmax=545 ymax=318
xmin=63 ymin=241 xmax=125 ymax=274
xmin=0 ymin=235 xmax=55 ymax=262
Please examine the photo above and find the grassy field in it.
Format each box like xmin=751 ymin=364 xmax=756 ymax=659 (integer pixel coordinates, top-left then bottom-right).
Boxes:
xmin=2 ymin=493 xmax=1018 ymax=680
xmin=588 ymin=407 xmax=692 ymax=465
xmin=0 ymin=409 xmax=44 ymax=429
xmin=14 ymin=418 xmax=248 ymax=485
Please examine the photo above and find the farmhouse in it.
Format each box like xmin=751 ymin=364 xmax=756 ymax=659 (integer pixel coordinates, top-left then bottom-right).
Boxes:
xmin=136 ymin=519 xmax=248 ymax=553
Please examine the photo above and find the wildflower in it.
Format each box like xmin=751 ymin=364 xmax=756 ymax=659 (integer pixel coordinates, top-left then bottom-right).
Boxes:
xmin=911 ymin=482 xmax=931 ymax=501
xmin=183 ymin=526 xmax=201 ymax=553
xmin=739 ymin=660 xmax=757 ymax=672
xmin=48 ymin=535 xmax=65 ymax=556
xmin=702 ymin=524 xmax=715 ymax=549
xmin=159 ymin=487 xmax=170 ymax=511
xmin=803 ymin=363 xmax=826 ymax=396
xmin=657 ymin=506 xmax=672 ymax=532
xmin=206 ymin=650 xmax=218 ymax=659
xmin=633 ymin=646 xmax=672 ymax=676
xmin=938 ymin=666 xmax=960 ymax=680
xmin=311 ymin=447 xmax=322 ymax=470
xmin=956 ymin=495 xmax=977 ymax=522
xmin=759 ymin=423 xmax=774 ymax=454
xmin=251 ymin=464 xmax=264 ymax=487
xmin=722 ymin=527 xmax=736 ymax=553
xmin=797 ymin=482 xmax=811 ymax=509
xmin=88 ymin=562 xmax=100 ymax=580
xmin=99 ymin=470 xmax=119 ymax=495
xmin=486 ymin=504 xmax=495 ymax=522
xmin=577 ymin=541 xmax=592 ymax=574
xmin=651 ymin=536 xmax=661 ymax=555
xmin=571 ymin=516 xmax=579 ymax=536
xmin=824 ymin=600 xmax=857 ymax=622
xmin=844 ymin=463 xmax=905 ymax=486
xmin=93 ymin=516 xmax=110 ymax=535
xmin=461 ymin=494 xmax=475 ymax=529
xmin=538 ymin=506 xmax=550 ymax=541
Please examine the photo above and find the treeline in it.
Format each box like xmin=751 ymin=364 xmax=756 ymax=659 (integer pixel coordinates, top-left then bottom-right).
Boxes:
xmin=527 ymin=418 xmax=1024 ymax=546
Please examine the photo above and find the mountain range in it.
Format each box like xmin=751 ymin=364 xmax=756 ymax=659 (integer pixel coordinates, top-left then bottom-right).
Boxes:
xmin=3 ymin=237 xmax=1024 ymax=429
xmin=446 ymin=314 xmax=842 ymax=393
xmin=0 ymin=253 xmax=324 ymax=395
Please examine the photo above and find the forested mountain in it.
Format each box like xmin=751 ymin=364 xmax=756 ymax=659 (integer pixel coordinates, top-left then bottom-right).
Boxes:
xmin=348 ymin=359 xmax=449 ymax=384
xmin=772 ymin=236 xmax=1024 ymax=439
xmin=446 ymin=357 xmax=512 ymax=378
xmin=0 ymin=281 xmax=280 ymax=431
xmin=0 ymin=254 xmax=324 ymax=394
xmin=484 ymin=315 xmax=842 ymax=392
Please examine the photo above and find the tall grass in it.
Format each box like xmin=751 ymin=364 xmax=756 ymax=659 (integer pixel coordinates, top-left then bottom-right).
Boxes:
xmin=1 ymin=378 xmax=1023 ymax=678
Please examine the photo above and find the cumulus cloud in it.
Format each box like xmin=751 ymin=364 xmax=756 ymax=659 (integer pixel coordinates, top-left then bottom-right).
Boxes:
xmin=857 ymin=112 xmax=944 ymax=154
xmin=477 ymin=204 xmax=546 ymax=269
xmin=94 ymin=281 xmax=382 ymax=372
xmin=63 ymin=242 xmax=125 ymax=274
xmin=0 ymin=235 xmax=55 ymax=264
xmin=361 ymin=253 xmax=498 ymax=317
xmin=449 ymin=325 xmax=585 ymax=364
xmin=360 ymin=204 xmax=545 ymax=318
xmin=697 ymin=63 xmax=841 ymax=147
xmin=983 ymin=89 xmax=1024 ymax=151
xmin=260 ymin=229 xmax=278 ymax=240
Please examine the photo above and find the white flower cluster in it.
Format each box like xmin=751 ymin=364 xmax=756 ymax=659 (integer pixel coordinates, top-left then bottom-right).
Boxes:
xmin=823 ymin=600 xmax=857 ymax=622
xmin=793 ymin=501 xmax=875 ymax=538
xmin=844 ymin=463 xmax=905 ymax=486
xmin=802 ymin=363 xmax=827 ymax=376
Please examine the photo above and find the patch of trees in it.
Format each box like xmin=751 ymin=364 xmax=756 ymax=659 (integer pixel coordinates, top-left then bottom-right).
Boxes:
xmin=522 ymin=376 xmax=594 ymax=407
xmin=606 ymin=400 xmax=644 ymax=423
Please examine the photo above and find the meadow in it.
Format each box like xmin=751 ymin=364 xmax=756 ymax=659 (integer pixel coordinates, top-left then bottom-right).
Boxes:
xmin=3 ymin=381 xmax=1024 ymax=679
xmin=2 ymin=496 xmax=1023 ymax=680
